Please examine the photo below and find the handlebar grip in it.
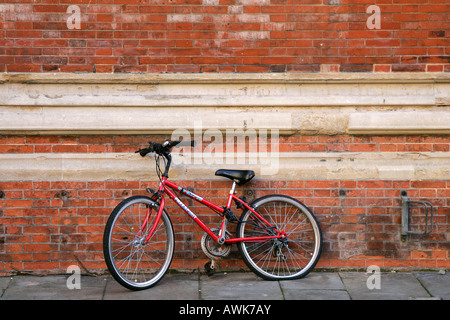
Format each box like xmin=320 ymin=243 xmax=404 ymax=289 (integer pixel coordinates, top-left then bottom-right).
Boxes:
xmin=135 ymin=140 xmax=195 ymax=157
xmin=135 ymin=147 xmax=152 ymax=157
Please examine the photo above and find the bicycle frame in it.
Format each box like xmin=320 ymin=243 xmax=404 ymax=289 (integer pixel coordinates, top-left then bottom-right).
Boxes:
xmin=142 ymin=176 xmax=286 ymax=245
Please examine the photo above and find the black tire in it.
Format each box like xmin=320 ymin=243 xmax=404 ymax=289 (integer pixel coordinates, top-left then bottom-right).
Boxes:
xmin=103 ymin=196 xmax=174 ymax=290
xmin=237 ymin=195 xmax=322 ymax=280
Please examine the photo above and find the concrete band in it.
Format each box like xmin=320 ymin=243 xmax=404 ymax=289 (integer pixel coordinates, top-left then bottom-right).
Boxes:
xmin=1 ymin=152 xmax=448 ymax=181
xmin=1 ymin=73 xmax=449 ymax=135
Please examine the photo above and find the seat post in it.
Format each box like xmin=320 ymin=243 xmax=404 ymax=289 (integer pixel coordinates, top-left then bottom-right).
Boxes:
xmin=226 ymin=181 xmax=236 ymax=208
xmin=229 ymin=181 xmax=236 ymax=195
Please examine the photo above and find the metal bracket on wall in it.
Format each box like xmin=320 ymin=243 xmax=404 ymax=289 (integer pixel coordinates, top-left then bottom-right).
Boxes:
xmin=401 ymin=190 xmax=434 ymax=240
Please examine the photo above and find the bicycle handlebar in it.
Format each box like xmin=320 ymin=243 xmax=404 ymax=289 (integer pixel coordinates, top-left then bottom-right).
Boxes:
xmin=135 ymin=140 xmax=196 ymax=157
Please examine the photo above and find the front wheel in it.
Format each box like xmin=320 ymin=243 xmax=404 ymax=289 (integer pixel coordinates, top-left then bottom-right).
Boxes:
xmin=103 ymin=196 xmax=174 ymax=290
xmin=236 ymin=195 xmax=322 ymax=281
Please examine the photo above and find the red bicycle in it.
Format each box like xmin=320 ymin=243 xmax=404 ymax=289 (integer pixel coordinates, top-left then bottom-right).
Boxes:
xmin=103 ymin=140 xmax=322 ymax=290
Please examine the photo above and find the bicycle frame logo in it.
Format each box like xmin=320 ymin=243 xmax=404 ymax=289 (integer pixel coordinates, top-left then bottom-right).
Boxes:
xmin=173 ymin=189 xmax=198 ymax=220
xmin=170 ymin=121 xmax=282 ymax=176
xmin=177 ymin=186 xmax=203 ymax=202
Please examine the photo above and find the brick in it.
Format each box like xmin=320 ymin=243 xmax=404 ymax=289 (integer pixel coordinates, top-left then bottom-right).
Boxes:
xmin=411 ymin=181 xmax=446 ymax=189
xmin=1 ymin=169 xmax=445 ymax=274
xmin=0 ymin=2 xmax=446 ymax=73
xmin=1 ymin=0 xmax=450 ymax=275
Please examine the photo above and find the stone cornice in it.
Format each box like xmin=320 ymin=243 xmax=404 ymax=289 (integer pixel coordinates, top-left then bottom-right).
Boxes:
xmin=1 ymin=152 xmax=448 ymax=181
xmin=1 ymin=72 xmax=450 ymax=85
xmin=1 ymin=72 xmax=449 ymax=135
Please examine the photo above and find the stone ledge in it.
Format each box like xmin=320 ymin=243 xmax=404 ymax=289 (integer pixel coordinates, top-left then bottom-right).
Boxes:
xmin=348 ymin=111 xmax=450 ymax=135
xmin=1 ymin=73 xmax=449 ymax=108
xmin=1 ymin=152 xmax=448 ymax=181
xmin=1 ymin=72 xmax=449 ymax=135
xmin=1 ymin=72 xmax=450 ymax=85
xmin=1 ymin=106 xmax=449 ymax=135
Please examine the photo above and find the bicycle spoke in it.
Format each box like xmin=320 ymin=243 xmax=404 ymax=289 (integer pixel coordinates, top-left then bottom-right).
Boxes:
xmin=238 ymin=196 xmax=322 ymax=280
xmin=104 ymin=196 xmax=174 ymax=290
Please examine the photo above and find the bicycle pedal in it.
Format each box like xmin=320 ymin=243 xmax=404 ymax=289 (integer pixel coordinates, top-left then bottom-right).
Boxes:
xmin=204 ymin=261 xmax=215 ymax=277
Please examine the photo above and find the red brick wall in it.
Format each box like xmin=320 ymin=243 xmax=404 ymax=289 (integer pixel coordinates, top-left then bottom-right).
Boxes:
xmin=1 ymin=134 xmax=449 ymax=274
xmin=1 ymin=0 xmax=449 ymax=73
xmin=1 ymin=1 xmax=449 ymax=275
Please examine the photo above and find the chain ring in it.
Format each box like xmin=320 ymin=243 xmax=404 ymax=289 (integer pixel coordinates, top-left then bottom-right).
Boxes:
xmin=201 ymin=228 xmax=232 ymax=260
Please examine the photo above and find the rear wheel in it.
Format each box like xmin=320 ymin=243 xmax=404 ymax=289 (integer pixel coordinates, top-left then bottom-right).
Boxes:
xmin=237 ymin=195 xmax=322 ymax=280
xmin=103 ymin=196 xmax=174 ymax=290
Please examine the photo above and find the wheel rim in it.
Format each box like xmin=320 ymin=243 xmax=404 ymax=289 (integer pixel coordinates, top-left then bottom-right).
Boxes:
xmin=107 ymin=199 xmax=173 ymax=288
xmin=240 ymin=197 xmax=321 ymax=279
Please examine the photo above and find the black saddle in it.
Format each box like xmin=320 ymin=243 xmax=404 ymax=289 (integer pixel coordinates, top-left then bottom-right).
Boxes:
xmin=215 ymin=169 xmax=255 ymax=186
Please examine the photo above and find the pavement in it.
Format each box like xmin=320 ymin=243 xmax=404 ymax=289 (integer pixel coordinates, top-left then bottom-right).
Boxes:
xmin=1 ymin=271 xmax=448 ymax=301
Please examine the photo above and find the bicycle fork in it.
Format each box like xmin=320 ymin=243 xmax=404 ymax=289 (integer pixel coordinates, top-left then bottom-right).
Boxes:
xmin=137 ymin=196 xmax=164 ymax=245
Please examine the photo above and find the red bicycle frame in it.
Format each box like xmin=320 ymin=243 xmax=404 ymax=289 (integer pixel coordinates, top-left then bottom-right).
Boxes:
xmin=142 ymin=176 xmax=286 ymax=244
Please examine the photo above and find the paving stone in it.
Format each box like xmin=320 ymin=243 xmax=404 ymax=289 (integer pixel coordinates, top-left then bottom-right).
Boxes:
xmin=103 ymin=273 xmax=200 ymax=300
xmin=414 ymin=272 xmax=450 ymax=300
xmin=283 ymin=289 xmax=350 ymax=300
xmin=280 ymin=272 xmax=350 ymax=300
xmin=1 ymin=275 xmax=107 ymax=300
xmin=340 ymin=272 xmax=430 ymax=300
xmin=0 ymin=277 xmax=12 ymax=298
xmin=1 ymin=272 xmax=447 ymax=301
xmin=200 ymin=272 xmax=283 ymax=300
